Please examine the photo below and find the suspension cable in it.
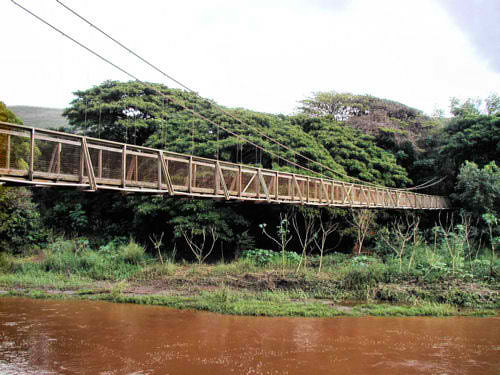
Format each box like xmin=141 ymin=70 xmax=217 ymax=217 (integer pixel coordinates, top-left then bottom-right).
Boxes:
xmin=10 ymin=0 xmax=330 ymax=178
xmin=51 ymin=0 xmax=394 ymax=187
xmin=14 ymin=0 xmax=443 ymax=190
xmin=53 ymin=0 xmax=443 ymax=191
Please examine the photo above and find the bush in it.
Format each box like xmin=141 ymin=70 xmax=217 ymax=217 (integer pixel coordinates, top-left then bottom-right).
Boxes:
xmin=242 ymin=249 xmax=301 ymax=267
xmin=118 ymin=240 xmax=146 ymax=265
xmin=0 ymin=252 xmax=14 ymax=273
xmin=40 ymin=238 xmax=144 ymax=280
xmin=339 ymin=257 xmax=386 ymax=291
xmin=341 ymin=263 xmax=386 ymax=291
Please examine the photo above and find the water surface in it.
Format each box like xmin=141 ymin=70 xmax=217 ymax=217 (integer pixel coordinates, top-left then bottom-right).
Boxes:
xmin=1 ymin=297 xmax=499 ymax=374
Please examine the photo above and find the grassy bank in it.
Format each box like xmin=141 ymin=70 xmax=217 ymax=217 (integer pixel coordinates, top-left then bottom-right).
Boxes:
xmin=1 ymin=239 xmax=499 ymax=317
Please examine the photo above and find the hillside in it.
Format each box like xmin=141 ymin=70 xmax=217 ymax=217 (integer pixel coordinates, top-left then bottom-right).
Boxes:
xmin=9 ymin=105 xmax=68 ymax=129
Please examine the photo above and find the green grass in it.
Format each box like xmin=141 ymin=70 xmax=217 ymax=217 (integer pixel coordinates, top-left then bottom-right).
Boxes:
xmin=353 ymin=303 xmax=457 ymax=317
xmin=0 ymin=269 xmax=92 ymax=290
xmin=1 ymin=238 xmax=498 ymax=317
xmin=4 ymin=288 xmax=497 ymax=318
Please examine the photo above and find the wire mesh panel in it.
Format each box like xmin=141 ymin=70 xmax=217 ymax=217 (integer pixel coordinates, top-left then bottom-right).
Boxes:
xmin=222 ymin=167 xmax=238 ymax=195
xmin=322 ymin=182 xmax=332 ymax=203
xmin=168 ymin=157 xmax=189 ymax=189
xmin=241 ymin=170 xmax=257 ymax=196
xmin=278 ymin=176 xmax=290 ymax=198
xmin=100 ymin=148 xmax=122 ymax=182
xmin=332 ymin=184 xmax=342 ymax=203
xmin=262 ymin=174 xmax=274 ymax=197
xmin=137 ymin=155 xmax=158 ymax=185
xmin=295 ymin=178 xmax=306 ymax=200
xmin=33 ymin=139 xmax=57 ymax=174
xmin=59 ymin=143 xmax=81 ymax=176
xmin=8 ymin=130 xmax=30 ymax=172
xmin=89 ymin=147 xmax=101 ymax=179
xmin=192 ymin=162 xmax=215 ymax=191
xmin=0 ymin=123 xmax=450 ymax=209
xmin=0 ymin=133 xmax=7 ymax=169
xmin=357 ymin=187 xmax=367 ymax=205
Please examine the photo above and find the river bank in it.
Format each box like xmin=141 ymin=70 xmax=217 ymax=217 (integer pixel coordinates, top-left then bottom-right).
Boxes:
xmin=1 ymin=260 xmax=498 ymax=317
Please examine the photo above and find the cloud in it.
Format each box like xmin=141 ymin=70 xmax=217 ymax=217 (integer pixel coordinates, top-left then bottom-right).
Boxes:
xmin=438 ymin=0 xmax=500 ymax=73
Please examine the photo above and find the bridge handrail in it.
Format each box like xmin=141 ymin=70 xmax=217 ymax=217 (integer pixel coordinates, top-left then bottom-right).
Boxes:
xmin=0 ymin=121 xmax=450 ymax=209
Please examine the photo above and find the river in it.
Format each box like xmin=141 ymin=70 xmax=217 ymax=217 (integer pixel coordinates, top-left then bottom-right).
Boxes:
xmin=1 ymin=297 xmax=499 ymax=374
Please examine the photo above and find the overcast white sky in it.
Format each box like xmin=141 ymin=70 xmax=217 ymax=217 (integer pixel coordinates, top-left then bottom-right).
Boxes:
xmin=1 ymin=0 xmax=499 ymax=116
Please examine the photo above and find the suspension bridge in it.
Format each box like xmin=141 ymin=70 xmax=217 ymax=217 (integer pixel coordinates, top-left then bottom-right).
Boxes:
xmin=4 ymin=1 xmax=449 ymax=210
xmin=0 ymin=121 xmax=449 ymax=209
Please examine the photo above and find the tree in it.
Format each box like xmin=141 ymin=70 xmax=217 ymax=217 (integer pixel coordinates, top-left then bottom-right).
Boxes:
xmin=313 ymin=209 xmax=342 ymax=273
xmin=347 ymin=209 xmax=377 ymax=255
xmin=298 ymin=92 xmax=435 ymax=146
xmin=291 ymin=206 xmax=319 ymax=272
xmin=0 ymin=102 xmax=45 ymax=253
xmin=292 ymin=116 xmax=411 ymax=187
xmin=0 ymin=101 xmax=23 ymax=124
xmin=449 ymin=97 xmax=482 ymax=118
xmin=486 ymin=93 xmax=500 ymax=116
xmin=169 ymin=199 xmax=247 ymax=263
xmin=259 ymin=211 xmax=293 ymax=275
xmin=453 ymin=161 xmax=500 ymax=219
xmin=380 ymin=214 xmax=420 ymax=272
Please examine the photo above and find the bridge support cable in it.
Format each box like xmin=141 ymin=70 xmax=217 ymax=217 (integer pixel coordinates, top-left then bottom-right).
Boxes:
xmin=11 ymin=0 xmax=448 ymax=197
xmin=11 ymin=0 xmax=330 ymax=182
xmin=50 ymin=0 xmax=446 ymax=193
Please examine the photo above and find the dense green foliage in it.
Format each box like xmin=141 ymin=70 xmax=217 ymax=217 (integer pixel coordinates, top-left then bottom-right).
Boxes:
xmin=453 ymin=161 xmax=500 ymax=218
xmin=1 ymin=87 xmax=499 ymax=278
xmin=0 ymin=101 xmax=23 ymax=124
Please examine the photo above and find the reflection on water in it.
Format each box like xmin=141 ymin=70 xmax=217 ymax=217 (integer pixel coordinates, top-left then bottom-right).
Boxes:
xmin=1 ymin=297 xmax=499 ymax=374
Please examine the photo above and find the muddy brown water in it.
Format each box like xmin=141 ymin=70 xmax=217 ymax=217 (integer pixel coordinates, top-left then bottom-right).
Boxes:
xmin=1 ymin=297 xmax=499 ymax=374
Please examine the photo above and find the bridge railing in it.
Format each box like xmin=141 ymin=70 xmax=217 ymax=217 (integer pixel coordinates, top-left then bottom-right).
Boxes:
xmin=0 ymin=121 xmax=449 ymax=209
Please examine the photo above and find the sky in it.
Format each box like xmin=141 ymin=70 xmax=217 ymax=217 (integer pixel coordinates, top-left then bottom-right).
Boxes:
xmin=1 ymin=0 xmax=499 ymax=116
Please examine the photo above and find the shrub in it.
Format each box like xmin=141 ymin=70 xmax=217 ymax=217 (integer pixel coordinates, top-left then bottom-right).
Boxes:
xmin=242 ymin=249 xmax=301 ymax=267
xmin=340 ymin=259 xmax=386 ymax=291
xmin=118 ymin=240 xmax=146 ymax=265
xmin=0 ymin=252 xmax=14 ymax=273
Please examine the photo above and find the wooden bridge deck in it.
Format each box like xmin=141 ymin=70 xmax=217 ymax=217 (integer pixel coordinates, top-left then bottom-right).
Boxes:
xmin=0 ymin=122 xmax=449 ymax=210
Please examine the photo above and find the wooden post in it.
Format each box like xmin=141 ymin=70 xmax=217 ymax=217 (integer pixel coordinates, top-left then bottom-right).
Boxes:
xmin=134 ymin=155 xmax=139 ymax=182
xmin=98 ymin=149 xmax=102 ymax=179
xmin=122 ymin=145 xmax=126 ymax=188
xmin=56 ymin=143 xmax=62 ymax=176
xmin=159 ymin=151 xmax=174 ymax=195
xmin=292 ymin=175 xmax=303 ymax=204
xmin=188 ymin=156 xmax=193 ymax=193
xmin=214 ymin=161 xmax=220 ymax=194
xmin=6 ymin=134 xmax=10 ymax=169
xmin=80 ymin=142 xmax=85 ymax=183
xmin=258 ymin=169 xmax=269 ymax=201
xmin=216 ymin=161 xmax=229 ymax=200
xmin=275 ymin=171 xmax=279 ymax=200
xmin=254 ymin=171 xmax=259 ymax=198
xmin=82 ymin=137 xmax=97 ymax=191
xmin=157 ymin=152 xmax=162 ymax=190
xmin=288 ymin=177 xmax=292 ymax=200
xmin=29 ymin=128 xmax=35 ymax=180
xmin=306 ymin=176 xmax=310 ymax=203
xmin=238 ymin=165 xmax=242 ymax=198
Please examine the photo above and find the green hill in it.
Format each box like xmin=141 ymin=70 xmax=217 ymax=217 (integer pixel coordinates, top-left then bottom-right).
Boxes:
xmin=9 ymin=105 xmax=69 ymax=129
